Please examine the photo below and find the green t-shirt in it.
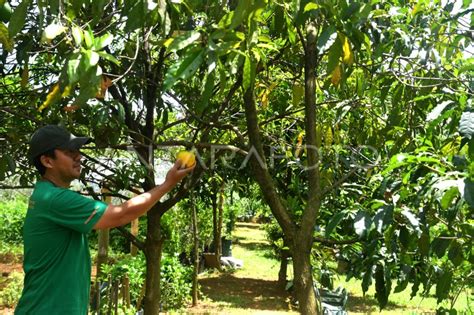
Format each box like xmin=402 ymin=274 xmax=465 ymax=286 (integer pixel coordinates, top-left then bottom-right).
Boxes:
xmin=15 ymin=180 xmax=107 ymax=315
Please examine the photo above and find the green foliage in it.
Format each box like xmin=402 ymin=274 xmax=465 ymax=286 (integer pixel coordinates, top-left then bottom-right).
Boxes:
xmin=160 ymin=255 xmax=193 ymax=310
xmin=0 ymin=197 xmax=27 ymax=244
xmin=0 ymin=272 xmax=23 ymax=307
xmin=0 ymin=0 xmax=472 ymax=312
xmin=98 ymin=253 xmax=192 ymax=312
xmin=98 ymin=254 xmax=145 ymax=312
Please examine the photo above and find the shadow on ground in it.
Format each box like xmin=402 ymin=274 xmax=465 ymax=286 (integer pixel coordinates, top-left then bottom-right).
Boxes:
xmin=199 ymin=273 xmax=292 ymax=311
xmin=346 ymin=294 xmax=401 ymax=312
xmin=233 ymin=238 xmax=271 ymax=252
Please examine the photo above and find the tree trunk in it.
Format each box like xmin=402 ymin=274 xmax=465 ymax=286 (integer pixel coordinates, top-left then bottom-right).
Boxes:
xmin=143 ymin=208 xmax=164 ymax=315
xmin=278 ymin=246 xmax=289 ymax=287
xmin=292 ymin=234 xmax=321 ymax=315
xmin=291 ymin=20 xmax=323 ymax=315
xmin=242 ymin=21 xmax=323 ymax=311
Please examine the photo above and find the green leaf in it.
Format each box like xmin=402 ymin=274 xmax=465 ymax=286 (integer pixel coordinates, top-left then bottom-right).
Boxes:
xmin=230 ymin=0 xmax=251 ymax=30
xmin=418 ymin=232 xmax=430 ymax=256
xmin=91 ymin=0 xmax=106 ymax=26
xmin=272 ymin=5 xmax=284 ymax=35
xmin=71 ymin=0 xmax=83 ymax=15
xmin=72 ymin=26 xmax=83 ymax=47
xmin=431 ymin=236 xmax=451 ymax=258
xmin=448 ymin=240 xmax=464 ymax=266
xmin=94 ymin=33 xmax=113 ymax=50
xmin=399 ymin=226 xmax=410 ymax=248
xmin=362 ymin=267 xmax=372 ymax=294
xmin=49 ymin=0 xmax=59 ymax=15
xmin=75 ymin=65 xmax=101 ymax=105
xmin=353 ymin=211 xmax=371 ymax=237
xmin=436 ymin=270 xmax=452 ymax=303
xmin=440 ymin=187 xmax=459 ymax=210
xmin=97 ymin=51 xmax=120 ymax=65
xmin=84 ymin=30 xmax=93 ymax=49
xmin=304 ymin=2 xmax=320 ymax=12
xmin=327 ymin=38 xmax=342 ymax=74
xmin=125 ymin=0 xmax=145 ymax=32
xmin=325 ymin=211 xmax=347 ymax=237
xmin=8 ymin=0 xmax=30 ymax=38
xmin=243 ymin=55 xmax=255 ymax=92
xmin=462 ymin=178 xmax=474 ymax=208
xmin=158 ymin=0 xmax=170 ymax=35
xmin=426 ymin=101 xmax=453 ymax=122
xmin=317 ymin=25 xmax=337 ymax=52
xmin=196 ymin=71 xmax=215 ymax=114
xmin=167 ymin=31 xmax=201 ymax=52
xmin=375 ymin=264 xmax=389 ymax=309
xmin=67 ymin=56 xmax=81 ymax=84
xmin=401 ymin=209 xmax=420 ymax=231
xmin=163 ymin=49 xmax=205 ymax=91
xmin=459 ymin=108 xmax=474 ymax=140
xmin=84 ymin=50 xmax=100 ymax=66
xmin=394 ymin=265 xmax=411 ymax=293
xmin=292 ymin=84 xmax=304 ymax=107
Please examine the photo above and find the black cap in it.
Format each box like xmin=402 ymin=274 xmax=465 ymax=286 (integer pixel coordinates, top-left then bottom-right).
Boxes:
xmin=28 ymin=125 xmax=92 ymax=162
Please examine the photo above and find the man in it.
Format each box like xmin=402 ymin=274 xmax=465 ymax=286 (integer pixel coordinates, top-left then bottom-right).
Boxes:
xmin=15 ymin=125 xmax=194 ymax=314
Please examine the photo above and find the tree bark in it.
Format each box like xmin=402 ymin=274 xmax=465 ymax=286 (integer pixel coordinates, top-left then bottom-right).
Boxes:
xmin=291 ymin=20 xmax=322 ymax=315
xmin=292 ymin=234 xmax=320 ymax=315
xmin=278 ymin=247 xmax=289 ymax=287
xmin=143 ymin=207 xmax=163 ymax=315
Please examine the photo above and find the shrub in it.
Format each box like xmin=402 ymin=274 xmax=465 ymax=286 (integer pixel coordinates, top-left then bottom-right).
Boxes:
xmin=0 ymin=271 xmax=23 ymax=307
xmin=160 ymin=254 xmax=193 ymax=311
xmin=0 ymin=198 xmax=27 ymax=244
xmin=96 ymin=253 xmax=193 ymax=312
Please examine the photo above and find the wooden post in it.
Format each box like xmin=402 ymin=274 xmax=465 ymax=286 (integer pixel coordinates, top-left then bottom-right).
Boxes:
xmin=114 ymin=280 xmax=119 ymax=315
xmin=191 ymin=191 xmax=199 ymax=306
xmin=123 ymin=275 xmax=131 ymax=308
xmin=136 ymin=280 xmax=146 ymax=311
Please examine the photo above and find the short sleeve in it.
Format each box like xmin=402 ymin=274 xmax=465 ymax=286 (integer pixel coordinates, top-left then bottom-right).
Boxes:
xmin=47 ymin=189 xmax=108 ymax=234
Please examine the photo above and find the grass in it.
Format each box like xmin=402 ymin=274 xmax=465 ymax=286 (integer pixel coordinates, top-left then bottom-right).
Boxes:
xmin=189 ymin=222 xmax=473 ymax=314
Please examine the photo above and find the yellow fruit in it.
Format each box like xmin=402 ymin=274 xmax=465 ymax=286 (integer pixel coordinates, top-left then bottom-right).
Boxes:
xmin=342 ymin=35 xmax=354 ymax=65
xmin=176 ymin=151 xmax=196 ymax=168
xmin=331 ymin=64 xmax=342 ymax=86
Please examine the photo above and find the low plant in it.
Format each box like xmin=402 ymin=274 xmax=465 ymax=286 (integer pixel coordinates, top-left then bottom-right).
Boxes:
xmin=0 ymin=198 xmax=27 ymax=244
xmin=160 ymin=254 xmax=193 ymax=311
xmin=0 ymin=271 xmax=23 ymax=308
xmin=96 ymin=252 xmax=193 ymax=313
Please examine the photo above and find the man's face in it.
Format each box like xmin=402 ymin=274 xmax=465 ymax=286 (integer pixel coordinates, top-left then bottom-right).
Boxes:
xmin=51 ymin=149 xmax=83 ymax=181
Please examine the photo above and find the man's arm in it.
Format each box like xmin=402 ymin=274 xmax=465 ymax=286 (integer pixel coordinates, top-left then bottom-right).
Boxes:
xmin=94 ymin=161 xmax=194 ymax=230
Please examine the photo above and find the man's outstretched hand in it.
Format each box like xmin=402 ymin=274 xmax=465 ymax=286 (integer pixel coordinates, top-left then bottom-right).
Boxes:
xmin=164 ymin=160 xmax=195 ymax=188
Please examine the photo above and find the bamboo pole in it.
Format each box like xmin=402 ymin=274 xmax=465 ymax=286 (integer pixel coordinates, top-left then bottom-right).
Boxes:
xmin=191 ymin=191 xmax=199 ymax=306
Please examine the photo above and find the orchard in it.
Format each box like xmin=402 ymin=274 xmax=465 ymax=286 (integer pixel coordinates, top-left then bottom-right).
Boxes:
xmin=0 ymin=0 xmax=472 ymax=314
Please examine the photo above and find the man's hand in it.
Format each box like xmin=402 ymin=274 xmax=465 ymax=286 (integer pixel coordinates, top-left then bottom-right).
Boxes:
xmin=163 ymin=160 xmax=195 ymax=188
